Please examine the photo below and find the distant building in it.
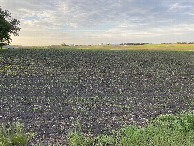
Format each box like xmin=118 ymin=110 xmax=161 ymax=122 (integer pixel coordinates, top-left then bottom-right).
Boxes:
xmin=49 ymin=45 xmax=61 ymax=48
xmin=69 ymin=44 xmax=75 ymax=46
xmin=2 ymin=45 xmax=13 ymax=49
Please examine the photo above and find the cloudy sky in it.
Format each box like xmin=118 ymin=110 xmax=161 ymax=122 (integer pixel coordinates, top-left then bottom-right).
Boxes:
xmin=1 ymin=0 xmax=194 ymax=46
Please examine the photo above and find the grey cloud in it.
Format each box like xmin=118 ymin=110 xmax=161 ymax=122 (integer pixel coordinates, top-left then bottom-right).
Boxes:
xmin=1 ymin=0 xmax=194 ymax=45
xmin=2 ymin=0 xmax=194 ymax=29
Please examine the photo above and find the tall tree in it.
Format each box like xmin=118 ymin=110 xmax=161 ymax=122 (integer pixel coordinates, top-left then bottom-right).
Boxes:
xmin=0 ymin=7 xmax=21 ymax=49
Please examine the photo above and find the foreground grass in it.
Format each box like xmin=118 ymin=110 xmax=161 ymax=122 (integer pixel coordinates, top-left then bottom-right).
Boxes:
xmin=0 ymin=111 xmax=193 ymax=145
xmin=0 ymin=121 xmax=35 ymax=146
xmin=68 ymin=111 xmax=194 ymax=146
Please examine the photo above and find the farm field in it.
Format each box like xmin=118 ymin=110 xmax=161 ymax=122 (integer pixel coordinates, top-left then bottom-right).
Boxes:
xmin=0 ymin=48 xmax=193 ymax=145
xmin=71 ymin=44 xmax=194 ymax=51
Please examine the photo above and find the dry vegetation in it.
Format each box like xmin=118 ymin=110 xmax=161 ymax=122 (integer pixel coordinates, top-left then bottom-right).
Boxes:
xmin=71 ymin=44 xmax=194 ymax=51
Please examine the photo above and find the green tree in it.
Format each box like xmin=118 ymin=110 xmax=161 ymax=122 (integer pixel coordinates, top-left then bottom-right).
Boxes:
xmin=61 ymin=43 xmax=67 ymax=46
xmin=0 ymin=7 xmax=21 ymax=49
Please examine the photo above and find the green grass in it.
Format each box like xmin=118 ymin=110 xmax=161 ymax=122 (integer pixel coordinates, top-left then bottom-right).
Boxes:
xmin=0 ymin=121 xmax=35 ymax=146
xmin=68 ymin=111 xmax=194 ymax=146
xmin=0 ymin=112 xmax=193 ymax=146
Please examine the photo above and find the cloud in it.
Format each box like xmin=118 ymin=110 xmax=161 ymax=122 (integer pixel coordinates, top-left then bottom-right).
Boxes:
xmin=1 ymin=0 xmax=194 ymax=45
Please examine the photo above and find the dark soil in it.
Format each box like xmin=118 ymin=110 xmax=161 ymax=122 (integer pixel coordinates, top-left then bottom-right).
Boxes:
xmin=0 ymin=49 xmax=193 ymax=145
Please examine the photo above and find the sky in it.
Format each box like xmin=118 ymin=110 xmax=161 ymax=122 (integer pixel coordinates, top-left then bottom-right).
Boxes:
xmin=1 ymin=0 xmax=194 ymax=46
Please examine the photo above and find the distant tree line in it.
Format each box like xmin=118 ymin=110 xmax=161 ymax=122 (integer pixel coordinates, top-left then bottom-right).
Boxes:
xmin=176 ymin=42 xmax=194 ymax=44
xmin=160 ymin=42 xmax=194 ymax=44
xmin=120 ymin=43 xmax=150 ymax=45
xmin=61 ymin=43 xmax=68 ymax=46
xmin=161 ymin=43 xmax=173 ymax=44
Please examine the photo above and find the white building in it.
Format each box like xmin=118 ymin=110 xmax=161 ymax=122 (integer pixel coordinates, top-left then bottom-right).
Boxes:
xmin=2 ymin=45 xmax=13 ymax=49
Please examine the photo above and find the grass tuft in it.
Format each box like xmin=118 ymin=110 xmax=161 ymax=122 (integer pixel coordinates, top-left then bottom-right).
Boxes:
xmin=0 ymin=121 xmax=35 ymax=146
xmin=68 ymin=111 xmax=194 ymax=146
